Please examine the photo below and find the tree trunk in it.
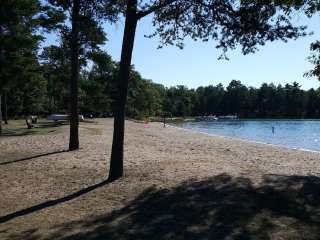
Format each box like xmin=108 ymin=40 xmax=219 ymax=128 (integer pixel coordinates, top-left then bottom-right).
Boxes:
xmin=3 ymin=91 xmax=8 ymax=124
xmin=0 ymin=94 xmax=2 ymax=135
xmin=69 ymin=0 xmax=80 ymax=151
xmin=108 ymin=0 xmax=138 ymax=182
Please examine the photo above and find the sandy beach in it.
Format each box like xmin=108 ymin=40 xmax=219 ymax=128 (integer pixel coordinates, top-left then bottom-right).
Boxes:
xmin=1 ymin=118 xmax=320 ymax=239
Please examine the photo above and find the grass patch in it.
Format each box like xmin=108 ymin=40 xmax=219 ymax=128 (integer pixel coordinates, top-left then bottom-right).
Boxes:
xmin=1 ymin=119 xmax=67 ymax=137
xmin=1 ymin=118 xmax=100 ymax=137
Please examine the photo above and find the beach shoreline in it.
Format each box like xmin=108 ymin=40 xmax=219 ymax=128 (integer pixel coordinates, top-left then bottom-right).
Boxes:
xmin=1 ymin=118 xmax=320 ymax=239
xmin=167 ymin=123 xmax=320 ymax=154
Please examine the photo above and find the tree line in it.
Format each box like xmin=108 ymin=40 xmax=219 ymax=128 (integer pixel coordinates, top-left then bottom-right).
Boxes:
xmin=4 ymin=53 xmax=320 ymax=119
xmin=1 ymin=0 xmax=319 ymax=181
xmin=164 ymin=81 xmax=320 ymax=118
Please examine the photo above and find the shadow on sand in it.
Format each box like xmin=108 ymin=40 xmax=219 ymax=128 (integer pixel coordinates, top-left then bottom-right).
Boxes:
xmin=0 ymin=150 xmax=68 ymax=166
xmin=4 ymin=173 xmax=320 ymax=239
xmin=0 ymin=179 xmax=110 ymax=224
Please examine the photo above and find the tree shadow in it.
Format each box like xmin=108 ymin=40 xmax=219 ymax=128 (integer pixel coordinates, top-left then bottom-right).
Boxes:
xmin=1 ymin=129 xmax=41 ymax=137
xmin=0 ymin=179 xmax=110 ymax=224
xmin=35 ymin=121 xmax=66 ymax=128
xmin=0 ymin=121 xmax=67 ymax=137
xmin=0 ymin=150 xmax=68 ymax=166
xmin=6 ymin=174 xmax=320 ymax=240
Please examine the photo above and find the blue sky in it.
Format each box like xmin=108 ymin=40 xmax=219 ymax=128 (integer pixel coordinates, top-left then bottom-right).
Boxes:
xmin=46 ymin=12 xmax=320 ymax=90
xmin=103 ymin=13 xmax=320 ymax=90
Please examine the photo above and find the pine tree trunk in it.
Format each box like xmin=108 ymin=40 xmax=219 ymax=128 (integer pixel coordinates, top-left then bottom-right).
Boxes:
xmin=3 ymin=92 xmax=8 ymax=124
xmin=69 ymin=0 xmax=80 ymax=151
xmin=108 ymin=0 xmax=138 ymax=181
xmin=0 ymin=94 xmax=2 ymax=135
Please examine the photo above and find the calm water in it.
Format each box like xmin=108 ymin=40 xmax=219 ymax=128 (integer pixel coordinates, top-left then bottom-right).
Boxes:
xmin=175 ymin=120 xmax=320 ymax=152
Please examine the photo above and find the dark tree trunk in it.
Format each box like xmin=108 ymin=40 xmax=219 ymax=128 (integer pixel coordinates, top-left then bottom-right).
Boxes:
xmin=0 ymin=94 xmax=2 ymax=135
xmin=69 ymin=0 xmax=80 ymax=151
xmin=108 ymin=0 xmax=138 ymax=182
xmin=3 ymin=92 xmax=8 ymax=124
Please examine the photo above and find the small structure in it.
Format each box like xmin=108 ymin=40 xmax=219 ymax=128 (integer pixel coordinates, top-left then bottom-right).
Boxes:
xmin=47 ymin=114 xmax=84 ymax=122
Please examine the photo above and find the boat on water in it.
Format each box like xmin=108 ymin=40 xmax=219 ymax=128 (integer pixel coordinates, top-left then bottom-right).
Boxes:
xmin=218 ymin=115 xmax=239 ymax=120
xmin=195 ymin=115 xmax=218 ymax=121
xmin=195 ymin=114 xmax=239 ymax=121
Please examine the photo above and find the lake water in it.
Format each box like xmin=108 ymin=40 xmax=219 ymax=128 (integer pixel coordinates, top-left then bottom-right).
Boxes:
xmin=174 ymin=120 xmax=320 ymax=152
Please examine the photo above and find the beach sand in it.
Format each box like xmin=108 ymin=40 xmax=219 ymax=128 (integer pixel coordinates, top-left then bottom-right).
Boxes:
xmin=1 ymin=119 xmax=320 ymax=239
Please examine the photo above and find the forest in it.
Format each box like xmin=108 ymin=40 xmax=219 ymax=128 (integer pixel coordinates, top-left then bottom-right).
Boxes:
xmin=3 ymin=49 xmax=320 ymax=120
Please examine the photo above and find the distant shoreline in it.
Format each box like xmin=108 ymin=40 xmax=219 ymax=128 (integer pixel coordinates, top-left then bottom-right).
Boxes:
xmin=150 ymin=117 xmax=320 ymax=124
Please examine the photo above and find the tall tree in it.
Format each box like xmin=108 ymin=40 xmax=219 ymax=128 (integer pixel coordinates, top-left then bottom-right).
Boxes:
xmin=0 ymin=0 xmax=38 ymax=133
xmin=284 ymin=82 xmax=304 ymax=117
xmin=80 ymin=50 xmax=115 ymax=115
xmin=108 ymin=0 xmax=307 ymax=181
xmin=69 ymin=0 xmax=81 ymax=150
xmin=108 ymin=1 xmax=137 ymax=180
xmin=163 ymin=86 xmax=194 ymax=117
xmin=45 ymin=0 xmax=119 ymax=150
xmin=0 ymin=0 xmax=62 ymax=133
xmin=257 ymin=83 xmax=278 ymax=118
xmin=306 ymin=88 xmax=320 ymax=117
xmin=126 ymin=69 xmax=165 ymax=119
xmin=223 ymin=80 xmax=248 ymax=117
xmin=40 ymin=43 xmax=71 ymax=114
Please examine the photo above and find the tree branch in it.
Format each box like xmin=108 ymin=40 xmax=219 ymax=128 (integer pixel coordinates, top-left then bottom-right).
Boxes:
xmin=136 ymin=0 xmax=178 ymax=20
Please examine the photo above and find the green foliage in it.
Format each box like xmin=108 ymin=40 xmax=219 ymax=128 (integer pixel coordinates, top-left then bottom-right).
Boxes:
xmin=7 ymin=74 xmax=47 ymax=116
xmin=297 ymin=0 xmax=320 ymax=81
xmin=39 ymin=47 xmax=165 ymax=118
xmin=79 ymin=51 xmax=116 ymax=114
xmin=127 ymin=72 xmax=165 ymax=118
xmin=40 ymin=42 xmax=71 ymax=113
xmin=161 ymin=81 xmax=320 ymax=119
xmin=0 ymin=0 xmax=41 ymax=91
xmin=305 ymin=41 xmax=320 ymax=81
xmin=164 ymin=86 xmax=194 ymax=117
xmin=0 ymin=0 xmax=56 ymax=121
xmin=4 ymin=48 xmax=320 ymax=119
xmin=44 ymin=0 xmax=120 ymax=51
